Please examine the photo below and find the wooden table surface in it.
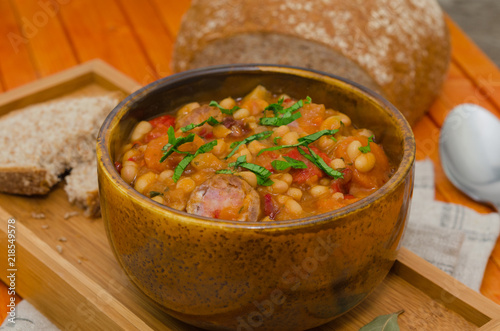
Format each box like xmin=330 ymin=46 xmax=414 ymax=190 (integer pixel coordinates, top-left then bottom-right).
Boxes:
xmin=0 ymin=0 xmax=499 ymax=326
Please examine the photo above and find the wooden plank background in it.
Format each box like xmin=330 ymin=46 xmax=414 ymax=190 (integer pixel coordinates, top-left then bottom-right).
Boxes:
xmin=0 ymin=0 xmax=499 ymax=325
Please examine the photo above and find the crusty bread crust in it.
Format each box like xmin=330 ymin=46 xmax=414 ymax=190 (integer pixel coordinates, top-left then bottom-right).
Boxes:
xmin=64 ymin=160 xmax=101 ymax=217
xmin=0 ymin=166 xmax=50 ymax=195
xmin=172 ymin=0 xmax=451 ymax=125
xmin=0 ymin=93 xmax=120 ymax=216
xmin=84 ymin=190 xmax=100 ymax=217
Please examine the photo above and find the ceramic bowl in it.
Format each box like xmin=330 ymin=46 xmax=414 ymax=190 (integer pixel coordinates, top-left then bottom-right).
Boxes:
xmin=96 ymin=65 xmax=415 ymax=331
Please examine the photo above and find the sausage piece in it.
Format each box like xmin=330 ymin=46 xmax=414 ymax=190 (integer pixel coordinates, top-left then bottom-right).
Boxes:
xmin=221 ymin=117 xmax=250 ymax=138
xmin=186 ymin=174 xmax=261 ymax=222
xmin=175 ymin=105 xmax=220 ymax=130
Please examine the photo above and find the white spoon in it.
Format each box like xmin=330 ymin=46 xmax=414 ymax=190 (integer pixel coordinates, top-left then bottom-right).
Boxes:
xmin=439 ymin=104 xmax=500 ymax=211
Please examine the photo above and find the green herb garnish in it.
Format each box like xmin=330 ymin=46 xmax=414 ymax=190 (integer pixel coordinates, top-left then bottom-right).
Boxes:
xmin=265 ymin=97 xmax=311 ymax=115
xmin=172 ymin=140 xmax=218 ymax=182
xmin=227 ymin=155 xmax=273 ymax=186
xmin=215 ymin=169 xmax=234 ymax=175
xmin=259 ymin=97 xmax=311 ymax=127
xmin=273 ymin=136 xmax=281 ymax=145
xmin=264 ymin=98 xmax=284 ymax=114
xmin=160 ymin=126 xmax=195 ymax=162
xmin=358 ymin=135 xmax=374 ymax=154
xmin=257 ymin=129 xmax=338 ymax=156
xmin=180 ymin=116 xmax=220 ymax=132
xmin=260 ymin=111 xmax=302 ymax=126
xmin=297 ymin=129 xmax=338 ymax=144
xmin=298 ymin=146 xmax=343 ymax=179
xmin=256 ymin=142 xmax=303 ymax=155
xmin=149 ymin=191 xmax=163 ymax=198
xmin=209 ymin=100 xmax=240 ymax=115
xmin=271 ymin=156 xmax=307 ymax=171
xmin=225 ymin=131 xmax=273 ymax=159
xmin=283 ymin=96 xmax=311 ymax=113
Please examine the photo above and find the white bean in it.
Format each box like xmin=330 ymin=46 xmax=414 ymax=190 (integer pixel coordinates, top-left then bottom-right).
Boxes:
xmin=330 ymin=158 xmax=346 ymax=169
xmin=131 ymin=121 xmax=153 ymax=141
xmin=347 ymin=140 xmax=362 ymax=161
xmin=233 ymin=108 xmax=250 ymax=120
xmin=121 ymin=165 xmax=138 ymax=184
xmin=134 ymin=172 xmax=157 ymax=194
xmin=355 ymin=152 xmax=376 ymax=172
xmin=310 ymin=185 xmax=329 ymax=198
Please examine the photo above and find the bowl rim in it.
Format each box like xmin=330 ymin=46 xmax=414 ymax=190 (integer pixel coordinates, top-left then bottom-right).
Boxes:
xmin=97 ymin=64 xmax=415 ymax=230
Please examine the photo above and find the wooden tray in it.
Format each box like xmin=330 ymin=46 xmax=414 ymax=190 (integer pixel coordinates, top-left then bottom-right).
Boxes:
xmin=1 ymin=61 xmax=499 ymax=330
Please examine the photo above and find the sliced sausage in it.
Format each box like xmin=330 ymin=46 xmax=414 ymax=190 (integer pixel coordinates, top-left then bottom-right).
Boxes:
xmin=175 ymin=105 xmax=220 ymax=130
xmin=186 ymin=174 xmax=261 ymax=222
xmin=221 ymin=117 xmax=250 ymax=138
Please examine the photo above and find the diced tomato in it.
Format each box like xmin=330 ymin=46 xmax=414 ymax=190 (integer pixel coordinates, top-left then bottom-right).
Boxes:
xmin=127 ymin=154 xmax=142 ymax=162
xmin=309 ymin=145 xmax=332 ymax=164
xmin=149 ymin=115 xmax=175 ymax=128
xmin=255 ymin=151 xmax=279 ymax=173
xmin=284 ymin=147 xmax=325 ymax=184
xmin=198 ymin=127 xmax=214 ymax=139
xmin=283 ymin=148 xmax=302 ymax=162
xmin=144 ymin=135 xmax=170 ymax=172
xmin=144 ymin=124 xmax=168 ymax=143
xmin=330 ymin=168 xmax=352 ymax=194
xmin=295 ymin=103 xmax=326 ymax=133
xmin=143 ymin=115 xmax=176 ymax=143
xmin=114 ymin=161 xmax=122 ymax=173
xmin=265 ymin=165 xmax=274 ymax=173
xmin=264 ymin=194 xmax=279 ymax=220
xmin=344 ymin=194 xmax=356 ymax=200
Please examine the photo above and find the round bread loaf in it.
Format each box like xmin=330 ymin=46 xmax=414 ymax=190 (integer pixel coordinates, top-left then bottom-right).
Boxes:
xmin=172 ymin=0 xmax=451 ymax=125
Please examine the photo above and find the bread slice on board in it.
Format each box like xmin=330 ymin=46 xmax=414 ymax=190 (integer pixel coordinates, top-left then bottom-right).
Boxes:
xmin=0 ymin=94 xmax=120 ymax=215
xmin=64 ymin=159 xmax=101 ymax=217
xmin=172 ymin=0 xmax=451 ymax=125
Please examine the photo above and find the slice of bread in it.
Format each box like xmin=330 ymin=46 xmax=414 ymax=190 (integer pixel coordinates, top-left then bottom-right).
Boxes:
xmin=64 ymin=159 xmax=100 ymax=217
xmin=172 ymin=0 xmax=451 ymax=125
xmin=0 ymin=93 xmax=120 ymax=216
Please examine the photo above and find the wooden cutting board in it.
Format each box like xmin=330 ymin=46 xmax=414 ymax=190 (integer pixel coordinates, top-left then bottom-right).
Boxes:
xmin=0 ymin=60 xmax=499 ymax=330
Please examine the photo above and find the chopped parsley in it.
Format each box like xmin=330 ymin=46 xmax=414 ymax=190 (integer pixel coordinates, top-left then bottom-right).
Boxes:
xmin=180 ymin=116 xmax=220 ymax=132
xmin=226 ymin=155 xmax=273 ymax=186
xmin=298 ymin=146 xmax=343 ymax=179
xmin=160 ymin=126 xmax=195 ymax=162
xmin=257 ymin=129 xmax=338 ymax=156
xmin=215 ymin=169 xmax=234 ymax=175
xmin=259 ymin=111 xmax=302 ymax=127
xmin=149 ymin=191 xmax=163 ymax=198
xmin=264 ymin=98 xmax=284 ymax=114
xmin=297 ymin=129 xmax=338 ymax=144
xmin=172 ymin=140 xmax=218 ymax=182
xmin=225 ymin=131 xmax=273 ymax=159
xmin=259 ymin=97 xmax=311 ymax=126
xmin=358 ymin=135 xmax=374 ymax=154
xmin=271 ymin=156 xmax=307 ymax=171
xmin=209 ymin=100 xmax=240 ymax=115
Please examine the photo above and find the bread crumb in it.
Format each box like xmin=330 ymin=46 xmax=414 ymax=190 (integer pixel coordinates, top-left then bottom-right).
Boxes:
xmin=56 ymin=245 xmax=63 ymax=254
xmin=58 ymin=237 xmax=67 ymax=242
xmin=41 ymin=224 xmax=49 ymax=229
xmin=64 ymin=211 xmax=79 ymax=220
xmin=31 ymin=212 xmax=46 ymax=219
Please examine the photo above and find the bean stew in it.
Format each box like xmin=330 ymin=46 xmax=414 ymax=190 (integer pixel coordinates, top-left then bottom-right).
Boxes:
xmin=117 ymin=85 xmax=395 ymax=222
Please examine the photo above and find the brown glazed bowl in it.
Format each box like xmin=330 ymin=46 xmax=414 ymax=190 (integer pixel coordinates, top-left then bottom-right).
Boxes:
xmin=97 ymin=65 xmax=415 ymax=331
